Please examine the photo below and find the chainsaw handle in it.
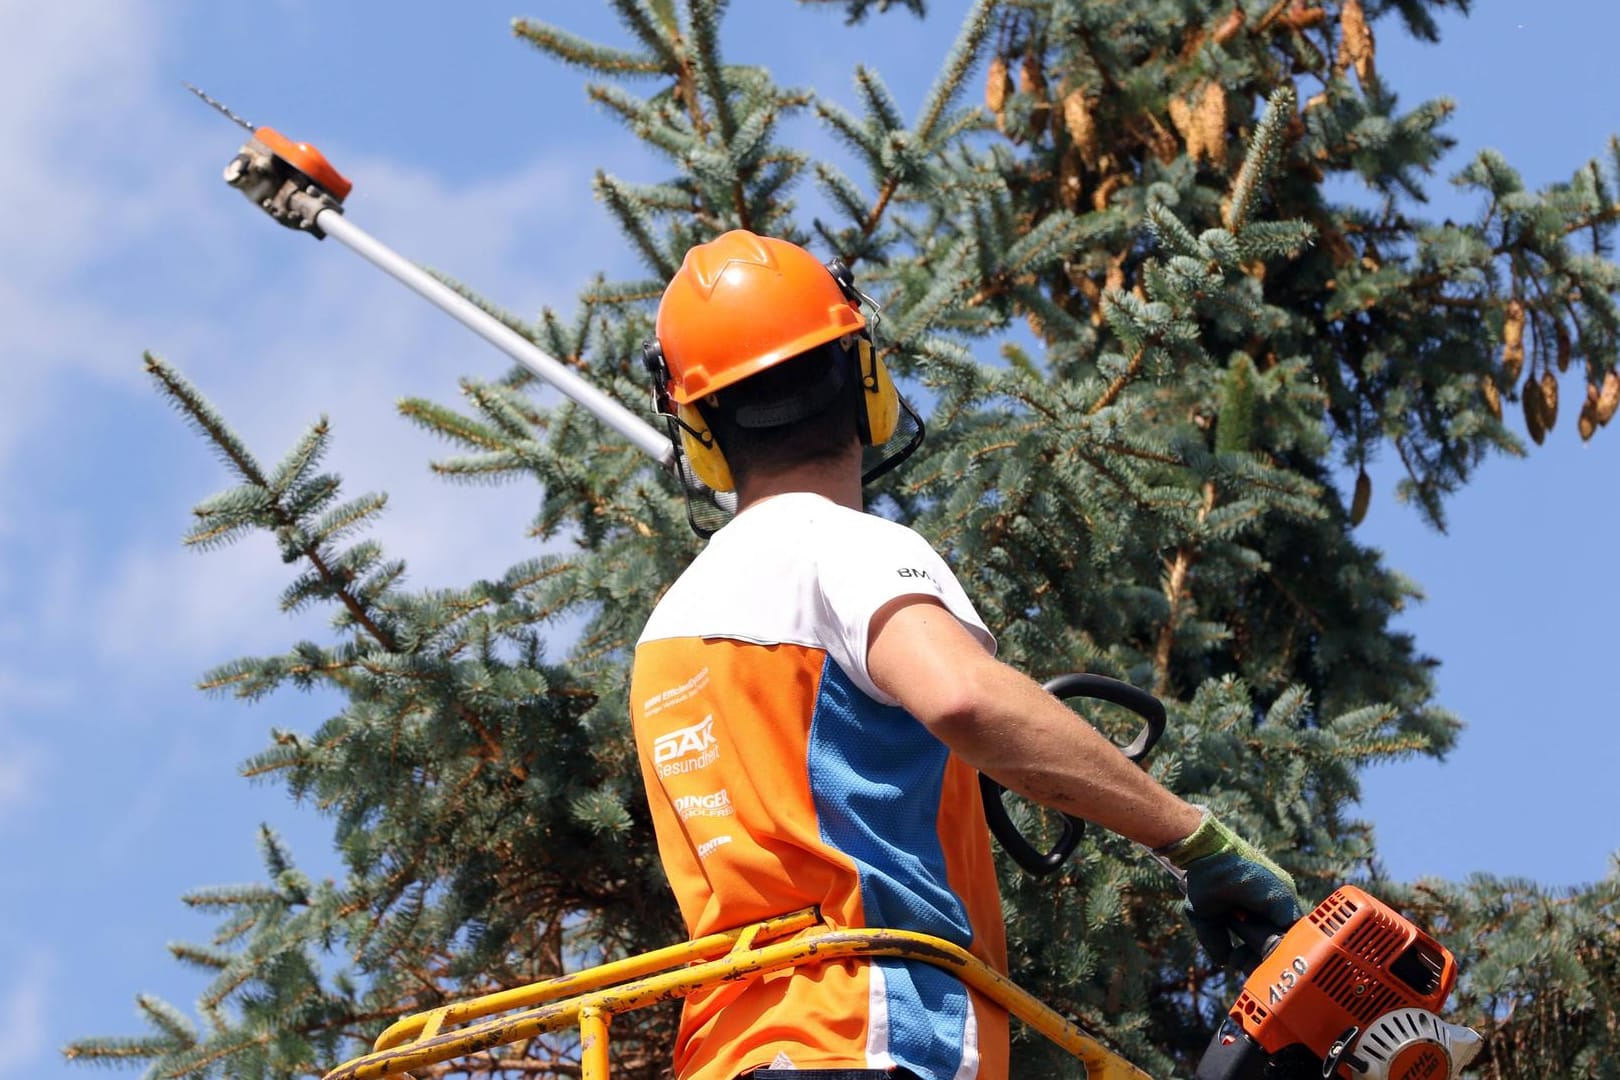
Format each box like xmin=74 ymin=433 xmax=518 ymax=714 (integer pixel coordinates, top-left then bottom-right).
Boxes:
xmin=1228 ymin=911 xmax=1287 ymax=965
xmin=980 ymin=674 xmax=1167 ymax=877
xmin=978 ymin=771 xmax=1081 ymax=876
xmin=1042 ymin=673 xmax=1167 ymax=764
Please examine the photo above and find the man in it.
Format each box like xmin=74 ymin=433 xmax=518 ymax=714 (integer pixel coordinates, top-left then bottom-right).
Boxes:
xmin=632 ymin=230 xmax=1300 ymax=1080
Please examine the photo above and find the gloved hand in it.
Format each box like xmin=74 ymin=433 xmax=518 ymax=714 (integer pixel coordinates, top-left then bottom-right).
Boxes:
xmin=1156 ymin=810 xmax=1303 ymax=967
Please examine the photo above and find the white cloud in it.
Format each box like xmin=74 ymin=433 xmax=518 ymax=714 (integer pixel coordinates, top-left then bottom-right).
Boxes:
xmin=0 ymin=734 xmax=44 ymax=831
xmin=0 ymin=948 xmax=51 ymax=1078
xmin=0 ymin=0 xmax=631 ymax=677
xmin=0 ymin=0 xmax=226 ymax=523
xmin=94 ymin=534 xmax=307 ymax=665
xmin=0 ymin=615 xmax=71 ymax=831
xmin=0 ymin=0 xmax=158 ymax=277
xmin=89 ymin=151 xmax=608 ymax=670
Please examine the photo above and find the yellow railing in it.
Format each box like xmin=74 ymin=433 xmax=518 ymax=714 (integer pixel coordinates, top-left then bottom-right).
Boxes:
xmin=324 ymin=909 xmax=1153 ymax=1080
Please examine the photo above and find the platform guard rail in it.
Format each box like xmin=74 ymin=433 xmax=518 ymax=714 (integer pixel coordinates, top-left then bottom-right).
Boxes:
xmin=323 ymin=908 xmax=1153 ymax=1080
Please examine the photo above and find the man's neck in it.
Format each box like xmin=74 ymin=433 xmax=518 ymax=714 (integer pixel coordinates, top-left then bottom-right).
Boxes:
xmin=734 ymin=446 xmax=864 ymax=514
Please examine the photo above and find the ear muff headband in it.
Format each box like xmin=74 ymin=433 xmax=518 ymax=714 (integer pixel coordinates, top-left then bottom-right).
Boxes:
xmin=825 ymin=258 xmax=899 ymax=447
xmin=643 ymin=339 xmax=734 ymax=492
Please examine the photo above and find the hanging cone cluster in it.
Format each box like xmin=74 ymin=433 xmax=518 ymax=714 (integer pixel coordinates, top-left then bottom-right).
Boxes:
xmin=1064 ymin=89 xmax=1100 ymax=165
xmin=1170 ymin=82 xmax=1228 ymax=165
xmin=1350 ymin=468 xmax=1372 ymax=525
xmin=1060 ymin=149 xmax=1085 ymax=209
xmin=1481 ymin=373 xmax=1502 ymax=420
xmin=1501 ymin=298 xmax=1526 ymax=384
xmin=986 ymin=55 xmax=1010 ymax=129
xmin=1169 ymin=96 xmax=1193 ymax=145
xmin=1580 ymin=383 xmax=1599 ymax=441
xmin=1522 ymin=373 xmax=1548 ymax=444
xmin=1020 ymin=53 xmax=1051 ymax=130
xmin=1336 ymin=0 xmax=1376 ymax=85
xmin=1597 ymin=371 xmax=1620 ymax=424
xmin=1540 ymin=370 xmax=1560 ymax=431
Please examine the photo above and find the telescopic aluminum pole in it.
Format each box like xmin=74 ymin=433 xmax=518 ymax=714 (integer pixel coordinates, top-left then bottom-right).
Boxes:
xmin=312 ymin=209 xmax=674 ymax=465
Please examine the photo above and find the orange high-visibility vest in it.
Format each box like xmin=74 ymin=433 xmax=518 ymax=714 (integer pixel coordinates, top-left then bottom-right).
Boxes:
xmin=632 ymin=494 xmax=1008 ymax=1080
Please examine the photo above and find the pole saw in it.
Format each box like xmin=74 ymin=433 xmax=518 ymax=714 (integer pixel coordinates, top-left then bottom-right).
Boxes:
xmin=194 ymin=90 xmax=1485 ymax=1080
xmin=186 ymin=84 xmax=674 ymax=466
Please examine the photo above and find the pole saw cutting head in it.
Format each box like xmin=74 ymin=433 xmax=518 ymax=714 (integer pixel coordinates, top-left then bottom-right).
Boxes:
xmin=188 ymin=84 xmax=351 ymax=237
xmin=1197 ymin=885 xmax=1482 ymax=1080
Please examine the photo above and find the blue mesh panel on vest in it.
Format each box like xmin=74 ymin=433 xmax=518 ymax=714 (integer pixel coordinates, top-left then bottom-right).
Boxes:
xmin=808 ymin=657 xmax=974 ymax=1078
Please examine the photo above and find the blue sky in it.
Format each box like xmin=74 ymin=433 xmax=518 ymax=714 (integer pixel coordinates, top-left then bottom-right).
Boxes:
xmin=1 ymin=2 xmax=1616 ymax=1076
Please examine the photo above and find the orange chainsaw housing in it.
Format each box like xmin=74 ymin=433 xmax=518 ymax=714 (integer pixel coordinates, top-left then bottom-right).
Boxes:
xmin=1212 ymin=885 xmax=1458 ymax=1078
xmin=255 ymin=126 xmax=352 ymax=201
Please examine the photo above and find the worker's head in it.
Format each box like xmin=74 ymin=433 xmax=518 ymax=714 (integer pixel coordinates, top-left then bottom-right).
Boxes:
xmin=643 ymin=230 xmax=906 ymax=494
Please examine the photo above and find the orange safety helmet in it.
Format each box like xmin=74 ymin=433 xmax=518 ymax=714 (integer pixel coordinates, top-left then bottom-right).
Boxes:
xmin=656 ymin=230 xmax=866 ymax=403
xmin=645 ymin=230 xmax=901 ymax=493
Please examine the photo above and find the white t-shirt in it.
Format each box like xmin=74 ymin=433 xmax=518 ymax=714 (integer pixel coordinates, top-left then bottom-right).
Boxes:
xmin=638 ymin=492 xmax=997 ymax=699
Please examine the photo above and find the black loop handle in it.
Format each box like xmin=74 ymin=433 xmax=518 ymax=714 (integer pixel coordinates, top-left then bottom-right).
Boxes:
xmin=980 ymin=674 xmax=1168 ymax=877
xmin=1040 ymin=673 xmax=1166 ymax=765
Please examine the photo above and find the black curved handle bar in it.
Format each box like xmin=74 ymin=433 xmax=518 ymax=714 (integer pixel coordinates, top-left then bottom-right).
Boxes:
xmin=979 ymin=673 xmax=1167 ymax=877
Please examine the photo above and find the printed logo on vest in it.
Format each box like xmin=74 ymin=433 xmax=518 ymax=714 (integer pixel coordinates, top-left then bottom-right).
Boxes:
xmin=654 ymin=715 xmax=720 ymax=776
xmin=673 ymin=789 xmax=734 ymax=820
xmin=696 ymin=835 xmax=732 ymax=859
xmin=642 ymin=667 xmax=711 ymax=720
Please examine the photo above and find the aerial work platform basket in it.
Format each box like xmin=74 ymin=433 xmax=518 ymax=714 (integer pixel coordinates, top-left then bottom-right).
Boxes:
xmin=324 ymin=907 xmax=1151 ymax=1080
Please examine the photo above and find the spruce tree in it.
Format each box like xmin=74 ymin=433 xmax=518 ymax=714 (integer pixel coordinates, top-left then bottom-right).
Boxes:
xmin=68 ymin=1 xmax=1620 ymax=1077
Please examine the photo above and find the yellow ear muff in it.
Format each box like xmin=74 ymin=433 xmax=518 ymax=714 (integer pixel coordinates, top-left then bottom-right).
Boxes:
xmin=676 ymin=402 xmax=735 ymax=493
xmin=857 ymin=336 xmax=899 ymax=445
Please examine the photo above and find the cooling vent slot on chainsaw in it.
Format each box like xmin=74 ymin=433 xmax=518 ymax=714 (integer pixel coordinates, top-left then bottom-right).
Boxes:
xmin=1340 ymin=907 xmax=1407 ymax=965
xmin=1310 ymin=890 xmax=1361 ymax=935
xmin=1389 ymin=940 xmax=1448 ymax=997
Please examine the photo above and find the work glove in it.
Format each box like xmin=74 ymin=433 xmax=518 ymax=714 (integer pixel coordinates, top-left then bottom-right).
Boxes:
xmin=1155 ymin=810 xmax=1303 ymax=967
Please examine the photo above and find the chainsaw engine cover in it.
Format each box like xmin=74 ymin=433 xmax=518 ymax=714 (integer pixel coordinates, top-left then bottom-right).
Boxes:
xmin=1195 ymin=885 xmax=1477 ymax=1080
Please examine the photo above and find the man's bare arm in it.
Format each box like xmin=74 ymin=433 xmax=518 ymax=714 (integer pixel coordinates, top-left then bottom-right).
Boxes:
xmin=867 ymin=596 xmax=1202 ymax=850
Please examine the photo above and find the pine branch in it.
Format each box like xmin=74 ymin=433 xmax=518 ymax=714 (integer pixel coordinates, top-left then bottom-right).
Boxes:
xmin=854 ymin=65 xmax=905 ymax=134
xmin=914 ymin=0 xmax=995 ymax=142
xmin=399 ymin=397 xmax=513 ymax=453
xmin=1225 ymin=85 xmax=1296 ymax=231
xmin=685 ymin=0 xmax=737 ymax=141
xmin=268 ymin=418 xmax=332 ymax=496
xmin=602 ymin=0 xmax=684 ymax=71
xmin=145 ymin=354 xmax=267 ymax=487
xmin=510 ymin=19 xmax=665 ymax=76
xmin=1087 ymin=338 xmax=1152 ymax=415
xmin=594 ymin=172 xmax=680 ymax=278
xmin=136 ymin=995 xmax=198 ymax=1045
